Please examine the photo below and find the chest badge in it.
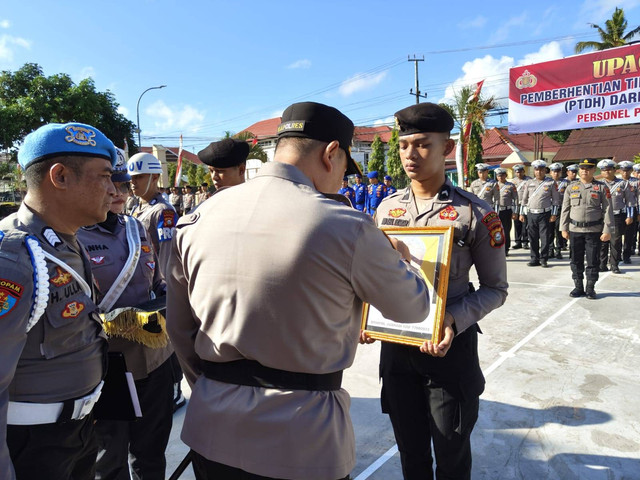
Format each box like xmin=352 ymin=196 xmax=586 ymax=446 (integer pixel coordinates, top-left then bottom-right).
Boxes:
xmin=141 ymin=245 xmax=151 ymax=253
xmin=146 ymin=261 xmax=156 ymax=270
xmin=90 ymin=256 xmax=105 ymax=265
xmin=62 ymin=301 xmax=85 ymax=318
xmin=50 ymin=266 xmax=73 ymax=287
xmin=388 ymin=208 xmax=407 ymax=218
xmin=439 ymin=205 xmax=459 ymax=221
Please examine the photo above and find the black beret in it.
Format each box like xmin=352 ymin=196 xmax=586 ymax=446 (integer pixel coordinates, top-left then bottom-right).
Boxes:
xmin=277 ymin=101 xmax=361 ymax=176
xmin=198 ymin=138 xmax=250 ymax=168
xmin=394 ymin=103 xmax=454 ymax=135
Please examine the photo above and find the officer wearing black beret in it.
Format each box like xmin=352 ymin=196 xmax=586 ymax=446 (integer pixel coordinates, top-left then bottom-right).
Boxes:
xmin=371 ymin=102 xmax=508 ymax=480
xmin=198 ymin=138 xmax=250 ymax=190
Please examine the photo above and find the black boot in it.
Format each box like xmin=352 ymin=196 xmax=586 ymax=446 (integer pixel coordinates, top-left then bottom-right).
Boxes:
xmin=570 ymin=279 xmax=585 ymax=297
xmin=585 ymin=281 xmax=596 ymax=299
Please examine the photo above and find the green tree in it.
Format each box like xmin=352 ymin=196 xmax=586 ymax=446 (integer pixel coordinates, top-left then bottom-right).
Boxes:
xmin=167 ymin=162 xmax=178 ymax=187
xmin=185 ymin=161 xmax=199 ymax=186
xmin=441 ymin=85 xmax=497 ymax=186
xmin=546 ymin=130 xmax=572 ymax=144
xmin=233 ymin=131 xmax=268 ymax=162
xmin=575 ymin=7 xmax=640 ymax=53
xmin=367 ymin=135 xmax=386 ymax=175
xmin=386 ymin=129 xmax=408 ymax=189
xmin=0 ymin=63 xmax=137 ymax=153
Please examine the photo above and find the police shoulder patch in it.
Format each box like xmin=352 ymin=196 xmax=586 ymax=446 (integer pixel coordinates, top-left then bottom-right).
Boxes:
xmin=0 ymin=279 xmax=24 ymax=317
xmin=177 ymin=212 xmax=200 ymax=228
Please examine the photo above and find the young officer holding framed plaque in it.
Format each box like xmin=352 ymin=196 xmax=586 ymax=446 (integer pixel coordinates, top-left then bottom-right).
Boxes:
xmin=369 ymin=103 xmax=509 ymax=480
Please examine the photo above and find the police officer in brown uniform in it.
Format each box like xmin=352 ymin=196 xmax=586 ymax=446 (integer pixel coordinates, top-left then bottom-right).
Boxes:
xmin=0 ymin=122 xmax=117 ymax=480
xmin=78 ymin=151 xmax=174 ymax=479
xmin=549 ymin=162 xmax=569 ymax=259
xmin=495 ymin=167 xmax=518 ymax=256
xmin=166 ymin=101 xmax=431 ymax=480
xmin=519 ymin=159 xmax=561 ymax=267
xmin=617 ymin=161 xmax=638 ymax=263
xmin=374 ymin=103 xmax=508 ymax=480
xmin=469 ymin=163 xmax=499 ymax=206
xmin=197 ymin=138 xmax=250 ymax=190
xmin=560 ymin=159 xmax=615 ymax=299
xmin=511 ymin=164 xmax=531 ymax=249
xmin=181 ymin=186 xmax=195 ymax=214
xmin=597 ymin=159 xmax=635 ymax=274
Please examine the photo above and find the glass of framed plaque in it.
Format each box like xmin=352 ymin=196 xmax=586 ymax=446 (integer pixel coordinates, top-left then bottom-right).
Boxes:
xmin=361 ymin=226 xmax=454 ymax=347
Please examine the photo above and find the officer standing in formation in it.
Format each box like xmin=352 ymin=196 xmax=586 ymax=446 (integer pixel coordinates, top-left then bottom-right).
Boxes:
xmin=519 ymin=159 xmax=561 ymax=267
xmin=181 ymin=185 xmax=195 ymax=214
xmin=197 ymin=138 xmax=250 ymax=191
xmin=365 ymin=170 xmax=386 ymax=215
xmin=511 ymin=164 xmax=531 ymax=250
xmin=495 ymin=167 xmax=519 ymax=256
xmin=469 ymin=163 xmax=499 ymax=206
xmin=560 ymin=159 xmax=614 ymax=299
xmin=0 ymin=122 xmax=117 ymax=480
xmin=169 ymin=187 xmax=183 ymax=216
xmin=338 ymin=176 xmax=356 ymax=207
xmin=617 ymin=161 xmax=639 ymax=263
xmin=166 ymin=101 xmax=431 ymax=480
xmin=373 ymin=103 xmax=508 ymax=480
xmin=353 ymin=173 xmax=366 ymax=212
xmin=566 ymin=164 xmax=578 ymax=182
xmin=77 ymin=150 xmax=175 ymax=479
xmin=127 ymin=153 xmax=185 ymax=410
xmin=548 ymin=163 xmax=569 ymax=259
xmin=635 ymin=164 xmax=640 ymax=254
xmin=597 ymin=159 xmax=635 ymax=273
xmin=383 ymin=175 xmax=397 ymax=197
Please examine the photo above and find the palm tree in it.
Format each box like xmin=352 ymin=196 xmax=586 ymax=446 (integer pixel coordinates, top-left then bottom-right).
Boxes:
xmin=441 ymin=85 xmax=497 ymax=187
xmin=575 ymin=7 xmax=640 ymax=53
xmin=225 ymin=130 xmax=268 ymax=163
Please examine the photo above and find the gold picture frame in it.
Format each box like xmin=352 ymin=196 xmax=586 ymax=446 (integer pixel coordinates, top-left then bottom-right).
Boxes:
xmin=361 ymin=226 xmax=454 ymax=347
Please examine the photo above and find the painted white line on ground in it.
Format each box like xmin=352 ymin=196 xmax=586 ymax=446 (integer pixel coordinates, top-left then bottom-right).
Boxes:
xmin=355 ymin=272 xmax=612 ymax=479
xmin=353 ymin=445 xmax=398 ymax=480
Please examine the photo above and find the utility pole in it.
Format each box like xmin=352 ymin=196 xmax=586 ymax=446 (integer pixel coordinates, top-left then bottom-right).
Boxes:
xmin=408 ymin=55 xmax=427 ymax=104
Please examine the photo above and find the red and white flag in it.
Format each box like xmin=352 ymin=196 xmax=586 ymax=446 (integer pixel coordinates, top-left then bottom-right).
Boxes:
xmin=463 ymin=80 xmax=485 ymax=184
xmin=174 ymin=134 xmax=183 ymax=188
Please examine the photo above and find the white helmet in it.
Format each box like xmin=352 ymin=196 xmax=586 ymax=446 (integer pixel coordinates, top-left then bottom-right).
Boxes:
xmin=127 ymin=152 xmax=162 ymax=176
xmin=531 ymin=159 xmax=547 ymax=169
xmin=597 ymin=159 xmax=616 ymax=170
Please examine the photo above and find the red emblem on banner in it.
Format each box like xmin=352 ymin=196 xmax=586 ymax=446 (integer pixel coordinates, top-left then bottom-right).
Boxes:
xmin=439 ymin=206 xmax=459 ymax=220
xmin=388 ymin=208 xmax=407 ymax=218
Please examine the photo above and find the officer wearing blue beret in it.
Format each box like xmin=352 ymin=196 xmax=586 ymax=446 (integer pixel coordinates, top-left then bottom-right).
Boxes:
xmin=353 ymin=173 xmax=366 ymax=211
xmin=338 ymin=176 xmax=356 ymax=207
xmin=383 ymin=175 xmax=397 ymax=198
xmin=365 ymin=170 xmax=386 ymax=215
xmin=0 ymin=122 xmax=117 ymax=479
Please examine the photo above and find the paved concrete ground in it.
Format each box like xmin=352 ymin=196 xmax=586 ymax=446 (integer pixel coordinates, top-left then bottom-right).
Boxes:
xmin=166 ymin=246 xmax=640 ymax=479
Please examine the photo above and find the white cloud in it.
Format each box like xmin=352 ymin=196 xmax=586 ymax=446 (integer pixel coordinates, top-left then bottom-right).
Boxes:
xmin=339 ymin=71 xmax=387 ymax=97
xmin=374 ymin=116 xmax=395 ymax=127
xmin=0 ymin=20 xmax=10 ymax=29
xmin=145 ymin=100 xmax=206 ymax=135
xmin=117 ymin=106 xmax=129 ymax=117
xmin=0 ymin=33 xmax=30 ymax=63
xmin=271 ymin=108 xmax=284 ymax=118
xmin=458 ymin=15 xmax=487 ymax=29
xmin=79 ymin=66 xmax=95 ymax=80
xmin=488 ymin=12 xmax=528 ymax=44
xmin=286 ymin=59 xmax=311 ymax=69
xmin=440 ymin=42 xmax=564 ymax=108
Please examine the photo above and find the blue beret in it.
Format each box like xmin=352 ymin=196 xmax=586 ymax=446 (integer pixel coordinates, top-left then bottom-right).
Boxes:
xmin=343 ymin=176 xmax=349 ymax=181
xmin=367 ymin=171 xmax=378 ymax=179
xmin=355 ymin=173 xmax=362 ymax=178
xmin=18 ymin=122 xmax=117 ymax=170
xmin=384 ymin=175 xmax=392 ymax=181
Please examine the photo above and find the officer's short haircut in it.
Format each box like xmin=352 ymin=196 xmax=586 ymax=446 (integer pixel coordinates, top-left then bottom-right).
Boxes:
xmin=275 ymin=136 xmax=327 ymax=156
xmin=25 ymin=156 xmax=85 ymax=190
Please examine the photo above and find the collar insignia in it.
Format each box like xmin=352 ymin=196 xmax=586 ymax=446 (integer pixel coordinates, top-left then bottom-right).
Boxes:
xmin=42 ymin=228 xmax=62 ymax=248
xmin=388 ymin=208 xmax=407 ymax=218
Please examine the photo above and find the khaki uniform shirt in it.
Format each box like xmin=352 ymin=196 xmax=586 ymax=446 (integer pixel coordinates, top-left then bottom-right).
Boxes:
xmin=470 ymin=178 xmax=499 ymax=206
xmin=166 ymin=162 xmax=430 ymax=480
xmin=602 ymin=178 xmax=635 ymax=215
xmin=512 ymin=175 xmax=531 ymax=212
xmin=496 ymin=181 xmax=519 ymax=210
xmin=169 ymin=192 xmax=183 ymax=212
xmin=520 ymin=177 xmax=561 ymax=214
xmin=78 ymin=216 xmax=172 ymax=380
xmin=131 ymin=193 xmax=177 ymax=277
xmin=182 ymin=192 xmax=195 ymax=213
xmin=560 ymin=180 xmax=615 ymax=234
xmin=374 ymin=180 xmax=508 ymax=334
xmin=0 ymin=205 xmax=105 ymax=478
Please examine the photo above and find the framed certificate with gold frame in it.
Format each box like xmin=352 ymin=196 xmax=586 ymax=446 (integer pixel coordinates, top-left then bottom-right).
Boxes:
xmin=361 ymin=226 xmax=454 ymax=347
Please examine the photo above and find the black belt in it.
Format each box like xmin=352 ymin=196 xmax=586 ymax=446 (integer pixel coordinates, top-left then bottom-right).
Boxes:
xmin=200 ymin=359 xmax=343 ymax=391
xmin=570 ymin=219 xmax=603 ymax=227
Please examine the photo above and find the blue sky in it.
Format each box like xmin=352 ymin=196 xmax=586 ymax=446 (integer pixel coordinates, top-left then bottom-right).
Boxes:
xmin=2 ymin=0 xmax=640 ymax=153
